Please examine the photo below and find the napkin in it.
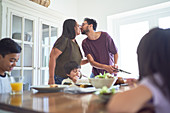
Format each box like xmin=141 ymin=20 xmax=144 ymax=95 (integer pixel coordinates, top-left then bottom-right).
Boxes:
xmin=63 ymin=86 xmax=96 ymax=94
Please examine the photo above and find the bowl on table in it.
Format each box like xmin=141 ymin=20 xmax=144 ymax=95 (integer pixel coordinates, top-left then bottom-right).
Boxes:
xmin=89 ymin=77 xmax=117 ymax=89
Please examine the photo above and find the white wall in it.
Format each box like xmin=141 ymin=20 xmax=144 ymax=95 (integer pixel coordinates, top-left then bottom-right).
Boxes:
xmin=48 ymin=0 xmax=170 ymax=35
xmin=49 ymin=0 xmax=78 ymax=18
xmin=49 ymin=0 xmax=170 ymax=31
xmin=77 ymin=0 xmax=170 ymax=31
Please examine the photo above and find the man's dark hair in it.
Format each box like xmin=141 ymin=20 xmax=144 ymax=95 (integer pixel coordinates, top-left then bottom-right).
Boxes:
xmin=62 ymin=19 xmax=76 ymax=39
xmin=0 ymin=38 xmax=22 ymax=57
xmin=84 ymin=18 xmax=97 ymax=31
xmin=64 ymin=61 xmax=80 ymax=74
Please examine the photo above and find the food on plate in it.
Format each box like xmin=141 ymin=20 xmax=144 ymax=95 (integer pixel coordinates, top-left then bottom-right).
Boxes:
xmin=50 ymin=84 xmax=58 ymax=88
xmin=79 ymin=84 xmax=86 ymax=88
xmin=63 ymin=82 xmax=73 ymax=85
xmin=78 ymin=84 xmax=93 ymax=88
xmin=115 ymin=77 xmax=125 ymax=85
xmin=62 ymin=78 xmax=74 ymax=85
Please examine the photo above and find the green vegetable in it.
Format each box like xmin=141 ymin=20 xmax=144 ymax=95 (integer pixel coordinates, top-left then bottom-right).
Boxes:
xmin=95 ymin=72 xmax=114 ymax=79
xmin=99 ymin=86 xmax=115 ymax=95
xmin=99 ymin=86 xmax=109 ymax=94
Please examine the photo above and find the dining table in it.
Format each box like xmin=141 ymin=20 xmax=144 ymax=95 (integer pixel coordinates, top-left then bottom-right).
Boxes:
xmin=0 ymin=85 xmax=154 ymax=113
xmin=0 ymin=88 xmax=108 ymax=113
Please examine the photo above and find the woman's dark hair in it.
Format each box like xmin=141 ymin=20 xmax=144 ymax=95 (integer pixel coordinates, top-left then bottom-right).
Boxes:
xmin=53 ymin=19 xmax=82 ymax=59
xmin=84 ymin=18 xmax=97 ymax=31
xmin=137 ymin=27 xmax=170 ymax=99
xmin=64 ymin=61 xmax=81 ymax=74
xmin=0 ymin=38 xmax=22 ymax=57
xmin=62 ymin=19 xmax=76 ymax=39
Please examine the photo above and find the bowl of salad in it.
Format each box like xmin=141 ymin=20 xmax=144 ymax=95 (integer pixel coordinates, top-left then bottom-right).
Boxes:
xmin=89 ymin=72 xmax=117 ymax=89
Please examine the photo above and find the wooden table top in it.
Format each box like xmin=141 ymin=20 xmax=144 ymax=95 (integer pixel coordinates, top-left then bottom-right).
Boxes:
xmin=0 ymin=91 xmax=107 ymax=113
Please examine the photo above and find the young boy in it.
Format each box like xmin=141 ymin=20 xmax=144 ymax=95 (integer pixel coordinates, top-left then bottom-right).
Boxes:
xmin=0 ymin=38 xmax=22 ymax=93
xmin=62 ymin=61 xmax=81 ymax=85
xmin=62 ymin=61 xmax=89 ymax=85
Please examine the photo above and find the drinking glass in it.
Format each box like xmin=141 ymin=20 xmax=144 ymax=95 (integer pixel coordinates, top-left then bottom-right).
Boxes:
xmin=10 ymin=76 xmax=23 ymax=95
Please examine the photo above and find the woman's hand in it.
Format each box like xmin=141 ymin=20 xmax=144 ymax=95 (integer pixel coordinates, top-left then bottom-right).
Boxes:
xmin=48 ymin=77 xmax=55 ymax=85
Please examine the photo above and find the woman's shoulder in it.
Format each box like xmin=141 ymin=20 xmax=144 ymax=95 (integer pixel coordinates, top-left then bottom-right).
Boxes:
xmin=58 ymin=36 xmax=69 ymax=42
xmin=53 ymin=36 xmax=70 ymax=47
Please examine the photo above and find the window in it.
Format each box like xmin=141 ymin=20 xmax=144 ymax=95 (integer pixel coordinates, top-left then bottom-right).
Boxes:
xmin=119 ymin=21 xmax=149 ymax=78
xmin=159 ymin=16 xmax=170 ymax=29
xmin=108 ymin=2 xmax=170 ymax=78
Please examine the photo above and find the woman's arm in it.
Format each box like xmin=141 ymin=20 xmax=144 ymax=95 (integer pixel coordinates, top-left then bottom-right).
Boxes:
xmin=107 ymin=85 xmax=152 ymax=113
xmin=48 ymin=48 xmax=62 ymax=85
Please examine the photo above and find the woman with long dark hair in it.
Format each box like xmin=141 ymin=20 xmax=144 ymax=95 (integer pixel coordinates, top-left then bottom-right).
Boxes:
xmin=107 ymin=28 xmax=170 ymax=113
xmin=48 ymin=19 xmax=88 ymax=84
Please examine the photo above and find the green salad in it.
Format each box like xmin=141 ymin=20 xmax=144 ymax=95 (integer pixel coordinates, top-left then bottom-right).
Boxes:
xmin=99 ymin=86 xmax=115 ymax=95
xmin=95 ymin=72 xmax=114 ymax=79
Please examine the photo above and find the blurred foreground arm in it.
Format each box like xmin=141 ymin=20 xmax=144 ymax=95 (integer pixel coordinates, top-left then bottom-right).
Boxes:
xmin=107 ymin=85 xmax=152 ymax=113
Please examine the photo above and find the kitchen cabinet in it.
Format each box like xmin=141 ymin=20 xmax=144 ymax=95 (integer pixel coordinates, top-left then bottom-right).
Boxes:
xmin=0 ymin=0 xmax=65 ymax=87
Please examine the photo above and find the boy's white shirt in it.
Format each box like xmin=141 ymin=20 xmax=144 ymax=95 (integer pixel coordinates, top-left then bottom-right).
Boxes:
xmin=0 ymin=75 xmax=11 ymax=93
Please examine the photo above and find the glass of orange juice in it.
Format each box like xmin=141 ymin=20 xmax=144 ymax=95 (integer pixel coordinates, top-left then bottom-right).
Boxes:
xmin=10 ymin=76 xmax=23 ymax=95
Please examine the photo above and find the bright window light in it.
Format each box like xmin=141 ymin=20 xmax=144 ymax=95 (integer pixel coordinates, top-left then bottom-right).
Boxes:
xmin=159 ymin=16 xmax=170 ymax=29
xmin=119 ymin=21 xmax=149 ymax=78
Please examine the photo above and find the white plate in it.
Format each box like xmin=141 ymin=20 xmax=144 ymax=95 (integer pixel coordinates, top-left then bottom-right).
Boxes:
xmin=31 ymin=85 xmax=69 ymax=93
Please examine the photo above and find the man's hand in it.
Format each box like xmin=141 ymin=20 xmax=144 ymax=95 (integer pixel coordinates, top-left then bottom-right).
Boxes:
xmin=113 ymin=64 xmax=118 ymax=74
xmin=104 ymin=65 xmax=115 ymax=74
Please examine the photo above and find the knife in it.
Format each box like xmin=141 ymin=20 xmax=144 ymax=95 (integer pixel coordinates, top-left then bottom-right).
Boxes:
xmin=113 ymin=67 xmax=131 ymax=74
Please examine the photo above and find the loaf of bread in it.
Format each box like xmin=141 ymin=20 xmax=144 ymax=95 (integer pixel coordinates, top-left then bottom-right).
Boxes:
xmin=50 ymin=84 xmax=58 ymax=88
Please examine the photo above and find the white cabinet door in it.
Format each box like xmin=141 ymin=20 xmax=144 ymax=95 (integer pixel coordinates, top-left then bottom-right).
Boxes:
xmin=10 ymin=13 xmax=38 ymax=90
xmin=1 ymin=0 xmax=64 ymax=88
xmin=38 ymin=20 xmax=59 ymax=85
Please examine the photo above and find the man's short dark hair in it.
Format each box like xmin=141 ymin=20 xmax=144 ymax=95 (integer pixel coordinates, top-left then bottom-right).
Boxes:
xmin=0 ymin=38 xmax=22 ymax=57
xmin=84 ymin=18 xmax=97 ymax=31
xmin=64 ymin=61 xmax=80 ymax=74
